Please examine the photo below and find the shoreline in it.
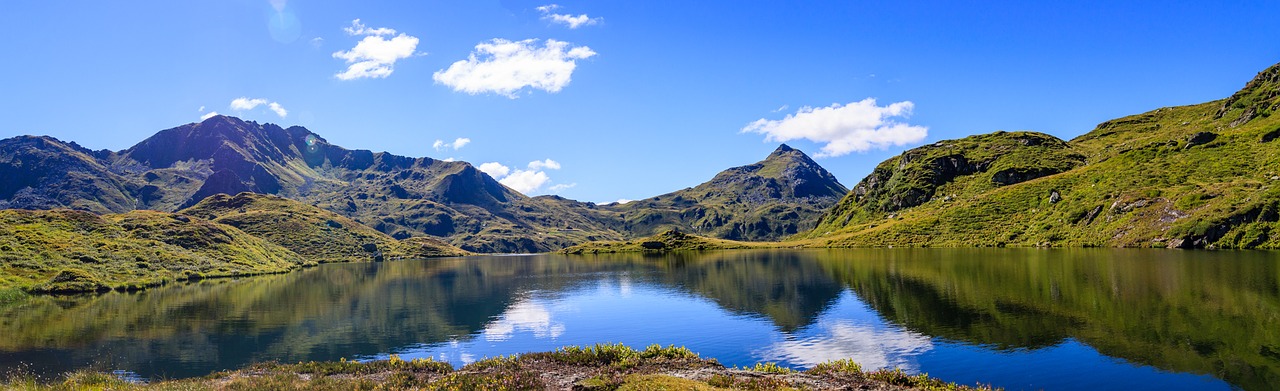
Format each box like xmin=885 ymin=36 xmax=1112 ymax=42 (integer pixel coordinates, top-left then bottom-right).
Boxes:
xmin=3 ymin=344 xmax=991 ymax=390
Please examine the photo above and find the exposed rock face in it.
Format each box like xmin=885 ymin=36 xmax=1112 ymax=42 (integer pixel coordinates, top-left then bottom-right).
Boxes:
xmin=0 ymin=136 xmax=136 ymax=214
xmin=1184 ymin=132 xmax=1218 ymax=148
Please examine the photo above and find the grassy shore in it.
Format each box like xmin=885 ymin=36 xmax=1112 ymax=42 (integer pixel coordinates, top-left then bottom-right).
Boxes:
xmin=1 ymin=344 xmax=991 ymax=390
xmin=559 ymin=229 xmax=784 ymax=254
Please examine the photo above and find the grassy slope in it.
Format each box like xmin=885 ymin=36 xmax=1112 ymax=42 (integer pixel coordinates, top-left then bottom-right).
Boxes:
xmin=799 ymin=62 xmax=1280 ymax=249
xmin=560 ymin=229 xmax=782 ymax=254
xmin=0 ymin=209 xmax=304 ymax=293
xmin=2 ymin=344 xmax=986 ymax=390
xmin=600 ymin=146 xmax=847 ymax=242
xmin=180 ymin=192 xmax=469 ymax=262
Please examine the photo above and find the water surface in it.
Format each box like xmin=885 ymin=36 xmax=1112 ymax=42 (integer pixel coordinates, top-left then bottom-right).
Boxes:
xmin=1 ymin=249 xmax=1276 ymax=390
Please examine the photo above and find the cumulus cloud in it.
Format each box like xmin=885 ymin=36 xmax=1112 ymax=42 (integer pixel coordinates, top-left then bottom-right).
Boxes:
xmin=479 ymin=160 xmax=563 ymax=194
xmin=433 ymin=137 xmax=471 ymax=151
xmin=343 ymin=19 xmax=397 ymax=36
xmin=537 ymin=4 xmax=602 ymax=29
xmin=549 ymin=183 xmax=576 ymax=192
xmin=478 ymin=162 xmax=511 ymax=178
xmin=333 ymin=19 xmax=421 ymax=80
xmin=267 ymin=102 xmax=287 ymax=117
xmin=500 ymin=170 xmax=551 ymax=194
xmin=527 ymin=158 xmax=561 ymax=170
xmin=433 ymin=38 xmax=596 ymax=98
xmin=741 ymin=98 xmax=927 ymax=157
xmin=229 ymin=97 xmax=288 ymax=118
xmin=200 ymin=111 xmax=220 ymax=121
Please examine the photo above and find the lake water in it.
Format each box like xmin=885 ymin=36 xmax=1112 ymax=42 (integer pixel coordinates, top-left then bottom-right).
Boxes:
xmin=1 ymin=249 xmax=1277 ymax=390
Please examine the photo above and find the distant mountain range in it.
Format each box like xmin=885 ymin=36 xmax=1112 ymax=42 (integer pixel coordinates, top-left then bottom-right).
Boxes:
xmin=4 ymin=60 xmax=1278 ymax=253
xmin=0 ymin=116 xmax=846 ymax=252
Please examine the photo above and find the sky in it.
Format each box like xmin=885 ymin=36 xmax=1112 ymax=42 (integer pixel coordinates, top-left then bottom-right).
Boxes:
xmin=2 ymin=1 xmax=1279 ymax=203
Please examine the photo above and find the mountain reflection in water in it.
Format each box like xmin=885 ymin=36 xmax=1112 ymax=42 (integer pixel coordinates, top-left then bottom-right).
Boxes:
xmin=0 ymin=249 xmax=1273 ymax=390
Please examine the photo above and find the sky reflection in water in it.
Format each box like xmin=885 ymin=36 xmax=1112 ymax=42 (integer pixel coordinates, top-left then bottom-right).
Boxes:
xmin=2 ymin=249 xmax=1271 ymax=390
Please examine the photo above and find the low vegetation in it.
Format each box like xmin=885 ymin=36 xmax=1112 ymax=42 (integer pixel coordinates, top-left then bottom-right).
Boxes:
xmin=798 ymin=62 xmax=1280 ymax=249
xmin=559 ymin=229 xmax=780 ymax=254
xmin=0 ymin=193 xmax=468 ymax=294
xmin=181 ymin=192 xmax=469 ymax=262
xmin=0 ymin=344 xmax=992 ymax=390
xmin=0 ymin=208 xmax=304 ymax=293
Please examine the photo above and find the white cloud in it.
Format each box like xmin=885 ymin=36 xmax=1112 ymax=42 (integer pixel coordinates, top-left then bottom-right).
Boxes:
xmin=333 ymin=19 xmax=421 ymax=80
xmin=310 ymin=37 xmax=324 ymax=48
xmin=611 ymin=199 xmax=632 ymax=204
xmin=343 ymin=19 xmax=397 ymax=36
xmin=549 ymin=183 xmax=576 ymax=192
xmin=772 ymin=105 xmax=789 ymax=113
xmin=229 ymin=97 xmax=288 ymax=118
xmin=230 ymin=97 xmax=266 ymax=111
xmin=267 ymin=102 xmax=287 ymax=117
xmin=480 ymin=159 xmax=563 ymax=194
xmin=442 ymin=157 xmax=456 ymax=162
xmin=433 ymin=137 xmax=471 ymax=151
xmin=432 ymin=38 xmax=596 ymax=98
xmin=741 ymin=98 xmax=927 ymax=157
xmin=478 ymin=162 xmax=511 ymax=179
xmin=537 ymin=4 xmax=602 ymax=29
xmin=198 ymin=105 xmax=206 ymax=112
xmin=500 ymin=170 xmax=551 ymax=194
xmin=200 ymin=111 xmax=219 ymax=121
xmin=527 ymin=158 xmax=561 ymax=170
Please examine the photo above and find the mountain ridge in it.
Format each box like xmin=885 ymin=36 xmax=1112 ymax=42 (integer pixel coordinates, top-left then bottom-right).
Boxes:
xmin=0 ymin=116 xmax=844 ymax=252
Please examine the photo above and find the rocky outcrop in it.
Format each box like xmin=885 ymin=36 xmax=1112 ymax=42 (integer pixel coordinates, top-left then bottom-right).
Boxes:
xmin=837 ymin=131 xmax=1084 ymax=216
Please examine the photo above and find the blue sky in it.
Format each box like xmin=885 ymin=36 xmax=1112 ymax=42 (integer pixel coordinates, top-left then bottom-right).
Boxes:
xmin=2 ymin=1 xmax=1278 ymax=203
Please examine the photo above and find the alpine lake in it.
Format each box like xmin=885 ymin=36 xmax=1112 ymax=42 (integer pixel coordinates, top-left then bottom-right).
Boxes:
xmin=1 ymin=249 xmax=1277 ymax=390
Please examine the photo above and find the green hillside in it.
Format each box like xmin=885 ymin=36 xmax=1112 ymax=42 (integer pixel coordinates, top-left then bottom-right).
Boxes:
xmin=0 ymin=209 xmax=304 ymax=293
xmin=803 ymin=61 xmax=1280 ymax=249
xmin=180 ymin=192 xmax=469 ymax=262
xmin=560 ymin=229 xmax=776 ymax=254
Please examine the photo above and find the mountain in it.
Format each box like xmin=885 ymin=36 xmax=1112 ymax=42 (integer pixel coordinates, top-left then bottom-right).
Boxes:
xmin=598 ymin=144 xmax=847 ymax=241
xmin=805 ymin=60 xmax=1280 ymax=249
xmin=1 ymin=116 xmax=845 ymax=252
xmin=0 ymin=136 xmax=135 ymax=213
